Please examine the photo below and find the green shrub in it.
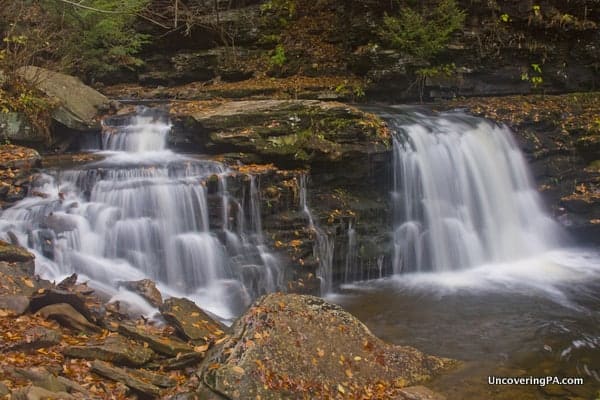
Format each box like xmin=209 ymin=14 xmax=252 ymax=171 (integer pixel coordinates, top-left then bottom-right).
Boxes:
xmin=270 ymin=44 xmax=287 ymax=67
xmin=379 ymin=0 xmax=465 ymax=60
xmin=43 ymin=0 xmax=150 ymax=79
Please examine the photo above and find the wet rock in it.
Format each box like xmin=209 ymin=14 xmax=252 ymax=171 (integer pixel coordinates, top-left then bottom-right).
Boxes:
xmin=195 ymin=383 xmax=228 ymax=400
xmin=127 ymin=368 xmax=177 ymax=388
xmin=36 ymin=303 xmax=101 ymax=333
xmin=56 ymin=273 xmax=78 ymax=290
xmin=0 ymin=261 xmax=38 ymax=297
xmin=168 ymin=392 xmax=203 ymax=400
xmin=29 ymin=288 xmax=94 ymax=322
xmin=119 ymin=279 xmax=163 ymax=308
xmin=0 ymin=145 xmax=41 ymax=171
xmin=64 ymin=334 xmax=154 ymax=366
xmin=2 ymin=326 xmax=61 ymax=352
xmin=118 ymin=322 xmax=194 ymax=356
xmin=11 ymin=385 xmax=74 ymax=400
xmin=54 ymin=376 xmax=91 ymax=397
xmin=200 ymin=293 xmax=453 ymax=400
xmin=170 ymin=100 xmax=390 ymax=168
xmin=9 ymin=368 xmax=67 ymax=393
xmin=160 ymin=298 xmax=228 ymax=344
xmin=539 ymin=384 xmax=569 ymax=397
xmin=17 ymin=66 xmax=109 ymax=132
xmin=399 ymin=386 xmax=447 ymax=400
xmin=6 ymin=368 xmax=89 ymax=396
xmin=91 ymin=360 xmax=161 ymax=398
xmin=0 ymin=295 xmax=30 ymax=315
xmin=0 ymin=113 xmax=40 ymax=144
xmin=148 ymin=351 xmax=205 ymax=371
xmin=0 ymin=241 xmax=35 ymax=263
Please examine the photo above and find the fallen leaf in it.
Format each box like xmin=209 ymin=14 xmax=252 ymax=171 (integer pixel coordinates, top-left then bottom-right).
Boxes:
xmin=194 ymin=344 xmax=209 ymax=353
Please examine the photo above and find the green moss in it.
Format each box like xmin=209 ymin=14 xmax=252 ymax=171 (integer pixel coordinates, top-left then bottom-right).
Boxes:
xmin=587 ymin=160 xmax=600 ymax=172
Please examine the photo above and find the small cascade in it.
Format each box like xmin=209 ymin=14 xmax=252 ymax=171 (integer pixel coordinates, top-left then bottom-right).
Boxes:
xmin=102 ymin=108 xmax=171 ymax=152
xmin=0 ymin=107 xmax=281 ymax=319
xmin=299 ymin=175 xmax=335 ymax=294
xmin=388 ymin=110 xmax=563 ymax=273
xmin=343 ymin=222 xmax=357 ymax=284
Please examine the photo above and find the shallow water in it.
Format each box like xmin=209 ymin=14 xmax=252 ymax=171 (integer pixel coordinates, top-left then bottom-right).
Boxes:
xmin=334 ymin=248 xmax=600 ymax=399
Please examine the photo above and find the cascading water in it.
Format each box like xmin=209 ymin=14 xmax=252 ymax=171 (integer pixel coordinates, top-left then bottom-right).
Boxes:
xmin=0 ymin=107 xmax=281 ymax=319
xmin=299 ymin=175 xmax=335 ymax=294
xmin=388 ymin=110 xmax=563 ymax=273
xmin=336 ymin=108 xmax=600 ymax=398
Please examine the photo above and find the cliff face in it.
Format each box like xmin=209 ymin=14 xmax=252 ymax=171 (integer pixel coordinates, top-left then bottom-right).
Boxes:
xmin=118 ymin=0 xmax=599 ymax=101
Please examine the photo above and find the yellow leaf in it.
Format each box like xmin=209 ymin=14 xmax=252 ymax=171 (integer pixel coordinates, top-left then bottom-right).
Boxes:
xmin=215 ymin=335 xmax=229 ymax=345
xmin=337 ymin=384 xmax=345 ymax=394
xmin=22 ymin=278 xmax=34 ymax=288
xmin=317 ymin=348 xmax=325 ymax=357
xmin=194 ymin=344 xmax=209 ymax=353
xmin=231 ymin=366 xmax=245 ymax=375
xmin=345 ymin=368 xmax=353 ymax=378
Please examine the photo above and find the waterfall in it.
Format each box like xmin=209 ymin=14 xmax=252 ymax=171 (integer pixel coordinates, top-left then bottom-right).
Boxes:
xmin=388 ymin=110 xmax=562 ymax=273
xmin=343 ymin=222 xmax=357 ymax=283
xmin=299 ymin=175 xmax=335 ymax=294
xmin=0 ymin=107 xmax=281 ymax=319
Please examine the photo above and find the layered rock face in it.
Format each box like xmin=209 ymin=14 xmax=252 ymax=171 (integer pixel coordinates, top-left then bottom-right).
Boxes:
xmin=104 ymin=0 xmax=600 ymax=101
xmin=168 ymin=99 xmax=394 ymax=293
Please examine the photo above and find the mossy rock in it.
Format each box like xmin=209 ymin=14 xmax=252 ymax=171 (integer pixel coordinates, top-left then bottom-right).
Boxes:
xmin=172 ymin=100 xmax=390 ymax=167
xmin=0 ymin=240 xmax=35 ymax=263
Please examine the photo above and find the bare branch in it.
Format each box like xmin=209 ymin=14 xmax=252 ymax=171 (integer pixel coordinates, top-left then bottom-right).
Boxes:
xmin=54 ymin=0 xmax=125 ymax=14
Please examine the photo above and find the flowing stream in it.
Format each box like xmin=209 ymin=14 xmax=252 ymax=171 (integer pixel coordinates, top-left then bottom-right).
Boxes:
xmin=0 ymin=108 xmax=281 ymax=319
xmin=335 ymin=108 xmax=600 ymax=399
xmin=0 ymin=104 xmax=599 ymax=397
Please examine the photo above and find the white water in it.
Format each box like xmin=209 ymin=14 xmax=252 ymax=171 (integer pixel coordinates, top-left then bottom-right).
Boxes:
xmin=0 ymin=108 xmax=281 ymax=319
xmin=330 ymin=108 xmax=600 ymax=311
xmin=390 ymin=111 xmax=563 ymax=273
xmin=299 ymin=175 xmax=335 ymax=294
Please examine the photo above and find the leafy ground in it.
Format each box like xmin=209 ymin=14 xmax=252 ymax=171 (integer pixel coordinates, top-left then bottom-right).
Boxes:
xmin=102 ymin=75 xmax=366 ymax=101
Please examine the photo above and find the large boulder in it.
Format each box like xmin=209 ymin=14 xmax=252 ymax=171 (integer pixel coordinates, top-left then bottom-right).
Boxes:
xmin=17 ymin=66 xmax=109 ymax=131
xmin=200 ymin=293 xmax=452 ymax=399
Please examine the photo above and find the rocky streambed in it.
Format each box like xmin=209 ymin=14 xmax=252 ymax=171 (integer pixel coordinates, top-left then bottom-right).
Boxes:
xmin=0 ymin=241 xmax=451 ymax=399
